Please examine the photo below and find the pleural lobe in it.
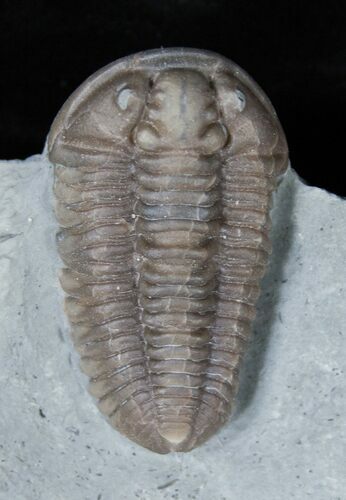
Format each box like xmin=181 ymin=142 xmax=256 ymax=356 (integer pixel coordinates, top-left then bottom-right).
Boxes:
xmin=48 ymin=49 xmax=288 ymax=453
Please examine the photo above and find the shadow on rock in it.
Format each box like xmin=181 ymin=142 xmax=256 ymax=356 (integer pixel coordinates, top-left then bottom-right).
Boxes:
xmin=233 ymin=168 xmax=298 ymax=419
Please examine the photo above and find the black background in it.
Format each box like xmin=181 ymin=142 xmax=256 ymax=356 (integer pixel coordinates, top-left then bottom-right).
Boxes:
xmin=1 ymin=0 xmax=345 ymax=195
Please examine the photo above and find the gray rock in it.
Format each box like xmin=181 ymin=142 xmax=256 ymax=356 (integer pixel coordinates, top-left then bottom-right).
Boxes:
xmin=0 ymin=156 xmax=345 ymax=499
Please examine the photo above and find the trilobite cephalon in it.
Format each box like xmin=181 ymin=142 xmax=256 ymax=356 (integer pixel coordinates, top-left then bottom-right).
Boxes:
xmin=48 ymin=48 xmax=288 ymax=454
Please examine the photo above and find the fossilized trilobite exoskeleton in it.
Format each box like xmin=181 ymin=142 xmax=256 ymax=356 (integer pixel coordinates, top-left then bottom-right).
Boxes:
xmin=48 ymin=48 xmax=288 ymax=454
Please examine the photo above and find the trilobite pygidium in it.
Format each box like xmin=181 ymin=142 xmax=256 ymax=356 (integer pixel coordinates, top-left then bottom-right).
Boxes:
xmin=48 ymin=48 xmax=288 ymax=454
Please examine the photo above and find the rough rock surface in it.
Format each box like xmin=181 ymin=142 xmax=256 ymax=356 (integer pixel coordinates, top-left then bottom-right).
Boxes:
xmin=0 ymin=155 xmax=345 ymax=499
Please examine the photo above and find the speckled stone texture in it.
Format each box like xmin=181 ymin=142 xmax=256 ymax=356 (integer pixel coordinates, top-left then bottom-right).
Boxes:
xmin=0 ymin=155 xmax=345 ymax=499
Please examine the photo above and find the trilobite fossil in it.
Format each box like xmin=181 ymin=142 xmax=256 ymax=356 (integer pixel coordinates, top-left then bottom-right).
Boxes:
xmin=48 ymin=48 xmax=288 ymax=454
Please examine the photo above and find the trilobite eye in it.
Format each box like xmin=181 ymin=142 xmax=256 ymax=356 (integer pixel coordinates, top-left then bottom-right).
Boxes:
xmin=235 ymin=88 xmax=246 ymax=111
xmin=116 ymin=86 xmax=138 ymax=111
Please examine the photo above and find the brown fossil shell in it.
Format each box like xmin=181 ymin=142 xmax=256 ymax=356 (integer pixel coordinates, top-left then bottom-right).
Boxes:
xmin=48 ymin=48 xmax=288 ymax=454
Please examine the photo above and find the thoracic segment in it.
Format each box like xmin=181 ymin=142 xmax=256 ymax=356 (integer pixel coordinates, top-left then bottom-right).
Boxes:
xmin=134 ymin=154 xmax=221 ymax=447
xmin=55 ymin=158 xmax=169 ymax=451
xmin=193 ymin=154 xmax=274 ymax=444
xmin=130 ymin=149 xmax=274 ymax=450
xmin=55 ymin=128 xmax=275 ymax=453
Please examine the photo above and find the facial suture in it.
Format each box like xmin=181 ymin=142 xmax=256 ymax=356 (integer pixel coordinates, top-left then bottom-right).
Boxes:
xmin=48 ymin=49 xmax=288 ymax=454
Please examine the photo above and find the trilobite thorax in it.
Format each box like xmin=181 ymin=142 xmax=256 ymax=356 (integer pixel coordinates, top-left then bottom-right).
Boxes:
xmin=48 ymin=49 xmax=288 ymax=454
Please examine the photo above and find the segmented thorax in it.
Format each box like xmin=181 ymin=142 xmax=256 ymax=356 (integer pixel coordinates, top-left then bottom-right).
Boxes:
xmin=48 ymin=49 xmax=288 ymax=453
